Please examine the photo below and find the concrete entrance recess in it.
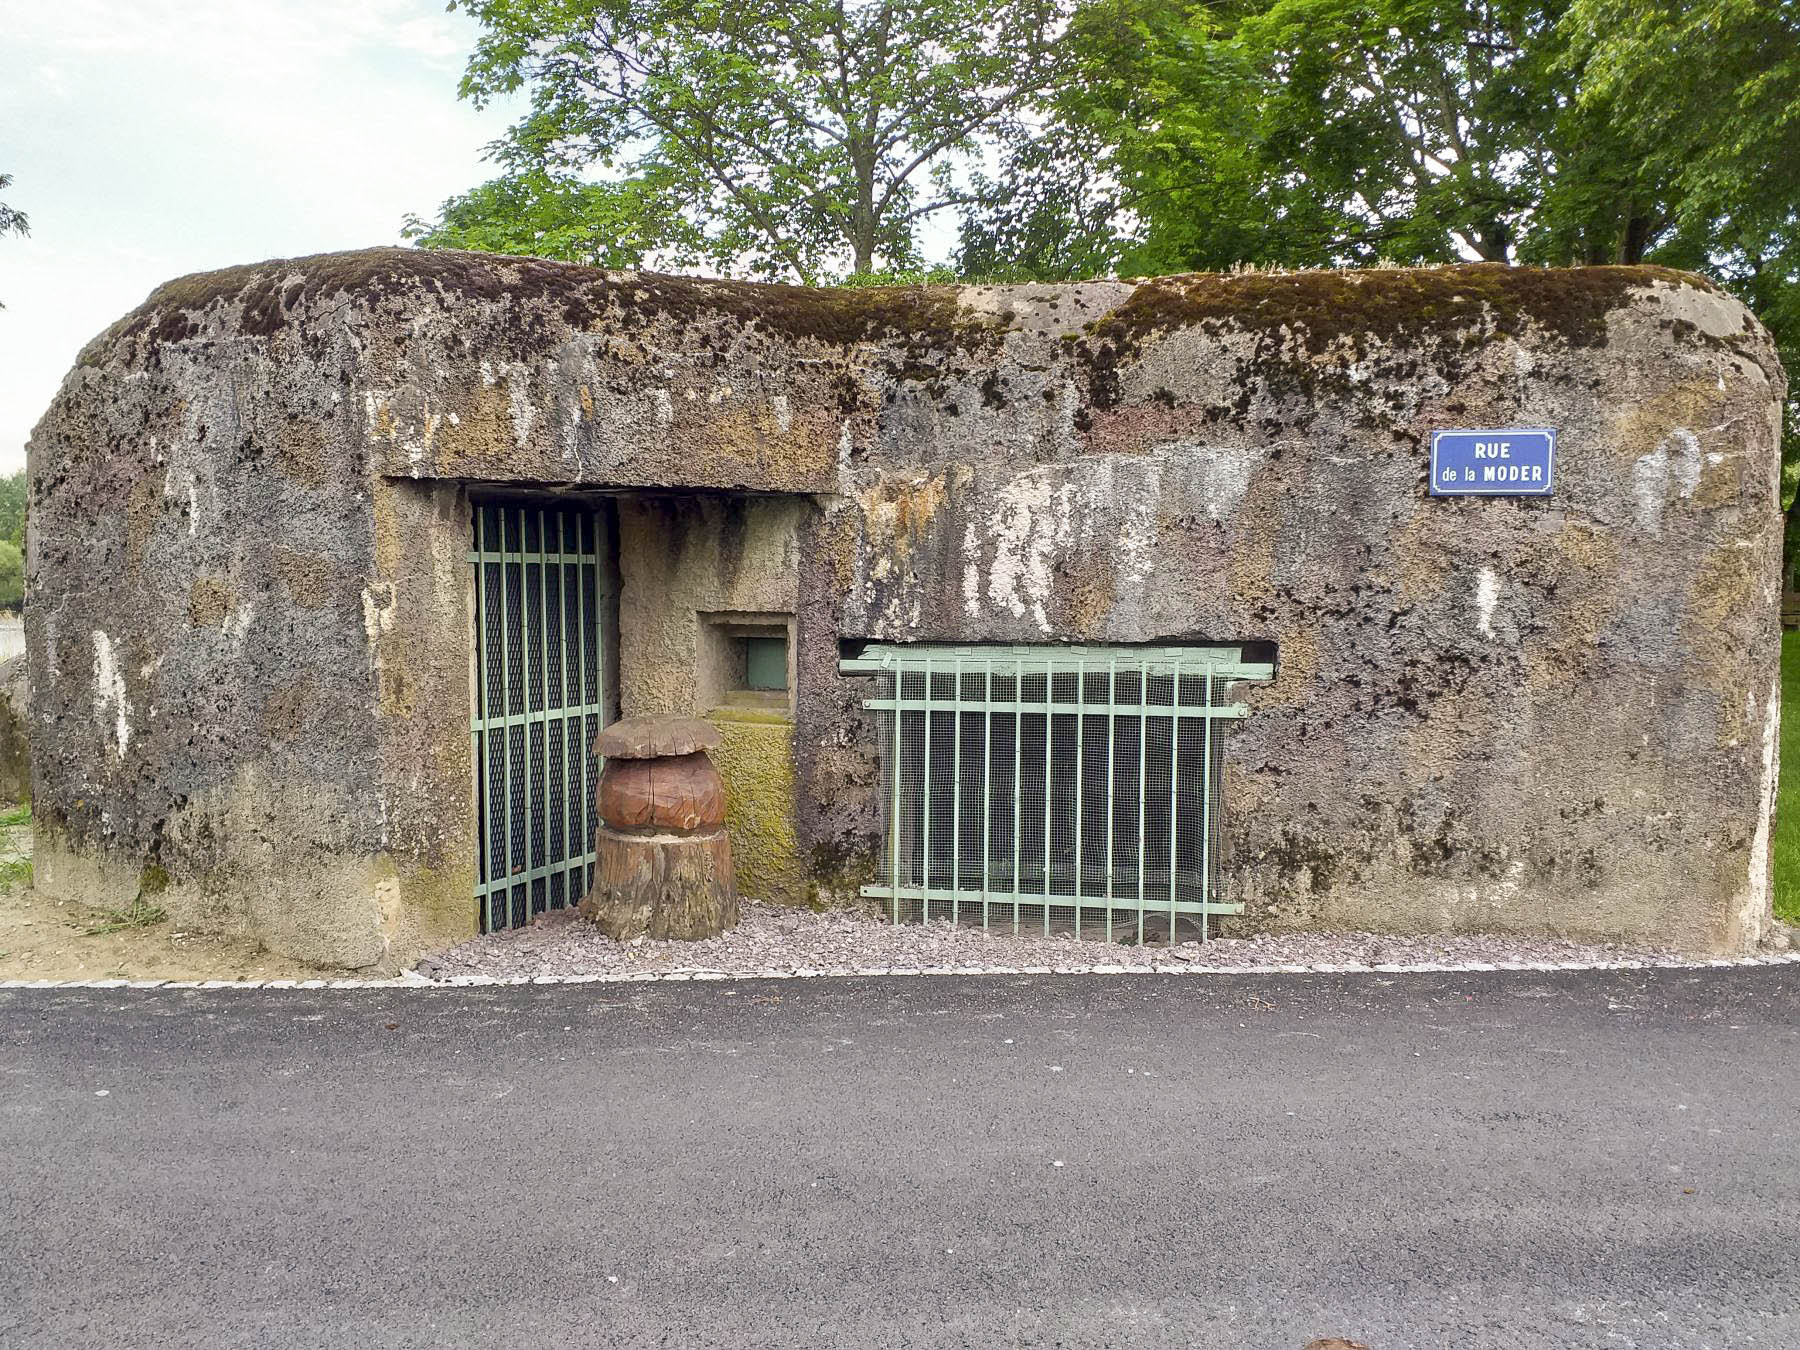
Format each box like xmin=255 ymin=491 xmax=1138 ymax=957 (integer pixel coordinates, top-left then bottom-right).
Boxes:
xmin=23 ymin=249 xmax=1787 ymax=969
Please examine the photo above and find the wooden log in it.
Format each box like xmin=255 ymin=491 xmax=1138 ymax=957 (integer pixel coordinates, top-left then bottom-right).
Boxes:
xmin=579 ymin=825 xmax=740 ymax=941
xmin=597 ymin=752 xmax=726 ymax=832
xmin=594 ymin=716 xmax=722 ymax=760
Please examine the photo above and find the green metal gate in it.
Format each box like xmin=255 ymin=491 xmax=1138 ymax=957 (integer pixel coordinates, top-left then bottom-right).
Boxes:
xmin=470 ymin=501 xmax=610 ymax=932
xmin=840 ymin=644 xmax=1274 ymax=943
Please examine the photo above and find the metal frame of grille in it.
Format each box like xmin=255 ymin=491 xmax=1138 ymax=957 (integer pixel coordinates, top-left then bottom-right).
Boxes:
xmin=840 ymin=644 xmax=1274 ymax=943
xmin=469 ymin=501 xmax=610 ymax=932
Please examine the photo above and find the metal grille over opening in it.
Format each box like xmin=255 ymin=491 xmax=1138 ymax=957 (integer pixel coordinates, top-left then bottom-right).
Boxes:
xmin=470 ymin=502 xmax=610 ymax=932
xmin=840 ymin=644 xmax=1274 ymax=943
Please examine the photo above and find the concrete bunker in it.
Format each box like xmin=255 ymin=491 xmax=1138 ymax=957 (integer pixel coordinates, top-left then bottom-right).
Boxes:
xmin=23 ymin=248 xmax=1787 ymax=969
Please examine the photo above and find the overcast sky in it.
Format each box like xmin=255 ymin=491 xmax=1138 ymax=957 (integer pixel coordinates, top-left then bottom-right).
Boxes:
xmin=0 ymin=0 xmax=522 ymax=473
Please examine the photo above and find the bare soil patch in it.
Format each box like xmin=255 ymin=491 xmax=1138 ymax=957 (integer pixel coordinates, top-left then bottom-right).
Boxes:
xmin=0 ymin=813 xmax=330 ymax=983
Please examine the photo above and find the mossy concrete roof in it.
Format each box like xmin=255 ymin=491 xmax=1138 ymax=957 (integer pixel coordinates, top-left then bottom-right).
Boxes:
xmin=98 ymin=246 xmax=1769 ymax=369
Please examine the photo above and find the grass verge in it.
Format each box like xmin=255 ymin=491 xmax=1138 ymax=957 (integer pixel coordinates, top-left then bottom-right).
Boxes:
xmin=80 ymin=897 xmax=168 ymax=937
xmin=1778 ymin=630 xmax=1800 ymax=925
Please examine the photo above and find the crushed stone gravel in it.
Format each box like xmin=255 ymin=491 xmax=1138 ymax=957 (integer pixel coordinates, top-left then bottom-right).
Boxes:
xmin=414 ymin=902 xmax=1684 ymax=981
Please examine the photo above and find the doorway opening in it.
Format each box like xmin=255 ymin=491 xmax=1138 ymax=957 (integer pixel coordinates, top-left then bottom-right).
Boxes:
xmin=470 ymin=498 xmax=617 ymax=932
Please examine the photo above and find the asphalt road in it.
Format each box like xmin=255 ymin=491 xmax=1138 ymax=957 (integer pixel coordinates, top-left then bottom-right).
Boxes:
xmin=3 ymin=967 xmax=1797 ymax=1349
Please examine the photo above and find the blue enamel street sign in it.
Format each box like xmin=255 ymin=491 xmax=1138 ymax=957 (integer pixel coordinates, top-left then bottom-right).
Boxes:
xmin=1430 ymin=428 xmax=1556 ymax=496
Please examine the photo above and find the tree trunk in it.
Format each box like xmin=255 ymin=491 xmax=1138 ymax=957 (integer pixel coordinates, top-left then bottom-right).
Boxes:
xmin=580 ymin=825 xmax=739 ymax=942
xmin=850 ymin=149 xmax=877 ymax=275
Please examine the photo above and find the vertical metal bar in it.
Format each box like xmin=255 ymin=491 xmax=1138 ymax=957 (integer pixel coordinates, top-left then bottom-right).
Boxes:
xmin=536 ymin=507 xmax=551 ymax=914
xmin=982 ymin=660 xmax=993 ymax=932
xmin=1105 ymin=658 xmax=1116 ymax=944
xmin=1168 ymin=657 xmax=1182 ymax=946
xmin=1201 ymin=669 xmax=1214 ymax=944
xmin=1073 ymin=656 xmax=1084 ymax=938
xmin=549 ymin=509 xmax=568 ymax=892
xmin=471 ymin=506 xmax=489 ymax=928
xmin=1042 ymin=657 xmax=1053 ymax=936
xmin=574 ymin=512 xmax=592 ymax=887
xmin=588 ymin=516 xmax=602 ymax=870
xmin=1136 ymin=662 xmax=1149 ymax=945
xmin=951 ymin=655 xmax=962 ymax=929
xmin=920 ymin=653 xmax=932 ymax=925
xmin=889 ymin=660 xmax=902 ymax=925
xmin=562 ymin=512 xmax=579 ymax=900
xmin=1011 ymin=655 xmax=1023 ymax=936
xmin=497 ymin=504 xmax=518 ymax=928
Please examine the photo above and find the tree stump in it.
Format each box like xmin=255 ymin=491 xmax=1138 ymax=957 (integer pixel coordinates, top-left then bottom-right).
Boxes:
xmin=578 ymin=717 xmax=740 ymax=941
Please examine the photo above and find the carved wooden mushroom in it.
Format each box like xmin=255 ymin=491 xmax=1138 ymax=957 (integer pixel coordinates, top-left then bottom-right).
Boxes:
xmin=577 ymin=716 xmax=740 ymax=941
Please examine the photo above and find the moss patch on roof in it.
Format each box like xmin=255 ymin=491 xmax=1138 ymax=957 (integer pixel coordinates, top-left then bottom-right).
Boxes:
xmin=105 ymin=250 xmax=1736 ymax=385
xmin=114 ymin=247 xmax=1009 ymax=354
xmin=1085 ymin=262 xmax=1719 ymax=354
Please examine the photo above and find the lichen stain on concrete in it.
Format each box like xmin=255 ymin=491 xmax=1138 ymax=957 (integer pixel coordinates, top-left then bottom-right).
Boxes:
xmin=90 ymin=631 xmax=130 ymax=760
xmin=364 ymin=392 xmax=398 ymax=447
xmin=507 ymin=366 xmax=538 ymax=446
xmin=264 ymin=675 xmax=316 ymax=741
xmin=1632 ymin=428 xmax=1702 ymax=534
xmin=1743 ymin=674 xmax=1779 ymax=939
xmin=188 ymin=578 xmax=235 ymax=628
xmin=1686 ymin=544 xmax=1760 ymax=647
xmin=275 ymin=417 xmax=330 ymax=488
xmin=273 ymin=548 xmax=338 ymax=610
xmin=1609 ymin=379 xmax=1728 ymax=471
xmin=1179 ymin=439 xmax=1268 ymax=521
xmin=710 ymin=708 xmax=807 ymax=906
xmin=981 ymin=470 xmax=1075 ymax=631
xmin=123 ymin=474 xmax=161 ymax=578
xmin=1474 ymin=568 xmax=1500 ymax=638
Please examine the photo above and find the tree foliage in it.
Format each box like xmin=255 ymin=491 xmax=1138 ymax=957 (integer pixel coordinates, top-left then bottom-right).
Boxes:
xmin=404 ymin=167 xmax=702 ymax=270
xmin=0 ymin=173 xmax=28 ymax=312
xmin=0 ymin=471 xmax=25 ymax=612
xmin=426 ymin=0 xmax=1071 ymax=282
xmin=0 ymin=471 xmax=25 ymax=552
xmin=1563 ymin=0 xmax=1800 ymax=511
xmin=959 ymin=0 xmax=1685 ymax=279
xmin=0 ymin=541 xmax=21 ymax=614
xmin=0 ymin=174 xmax=25 ymax=240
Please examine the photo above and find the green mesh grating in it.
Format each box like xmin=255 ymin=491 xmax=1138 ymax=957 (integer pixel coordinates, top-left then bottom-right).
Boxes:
xmin=840 ymin=645 xmax=1274 ymax=944
xmin=470 ymin=502 xmax=610 ymax=933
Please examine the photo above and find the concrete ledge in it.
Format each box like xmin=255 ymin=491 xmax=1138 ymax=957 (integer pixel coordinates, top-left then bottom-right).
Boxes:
xmin=4 ymin=949 xmax=1795 ymax=990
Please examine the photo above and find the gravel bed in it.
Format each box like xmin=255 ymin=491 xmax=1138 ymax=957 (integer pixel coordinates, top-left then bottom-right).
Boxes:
xmin=414 ymin=902 xmax=1686 ymax=981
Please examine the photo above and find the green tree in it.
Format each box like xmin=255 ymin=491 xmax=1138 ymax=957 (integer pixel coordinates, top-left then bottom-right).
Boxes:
xmin=961 ymin=0 xmax=1665 ymax=279
xmin=0 ymin=540 xmax=22 ymax=612
xmin=1564 ymin=0 xmax=1800 ymax=579
xmin=0 ymin=173 xmax=28 ymax=310
xmin=418 ymin=0 xmax=1071 ymax=283
xmin=404 ymin=167 xmax=704 ymax=270
xmin=0 ymin=471 xmax=26 ymax=551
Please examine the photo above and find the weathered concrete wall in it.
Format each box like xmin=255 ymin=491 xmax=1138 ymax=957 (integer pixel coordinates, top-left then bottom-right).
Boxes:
xmin=615 ymin=495 xmax=805 ymax=715
xmin=616 ymin=495 xmax=808 ymax=902
xmin=26 ymin=249 xmax=1786 ymax=966
xmin=0 ymin=653 xmax=29 ymax=804
xmin=709 ymin=707 xmax=808 ymax=906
